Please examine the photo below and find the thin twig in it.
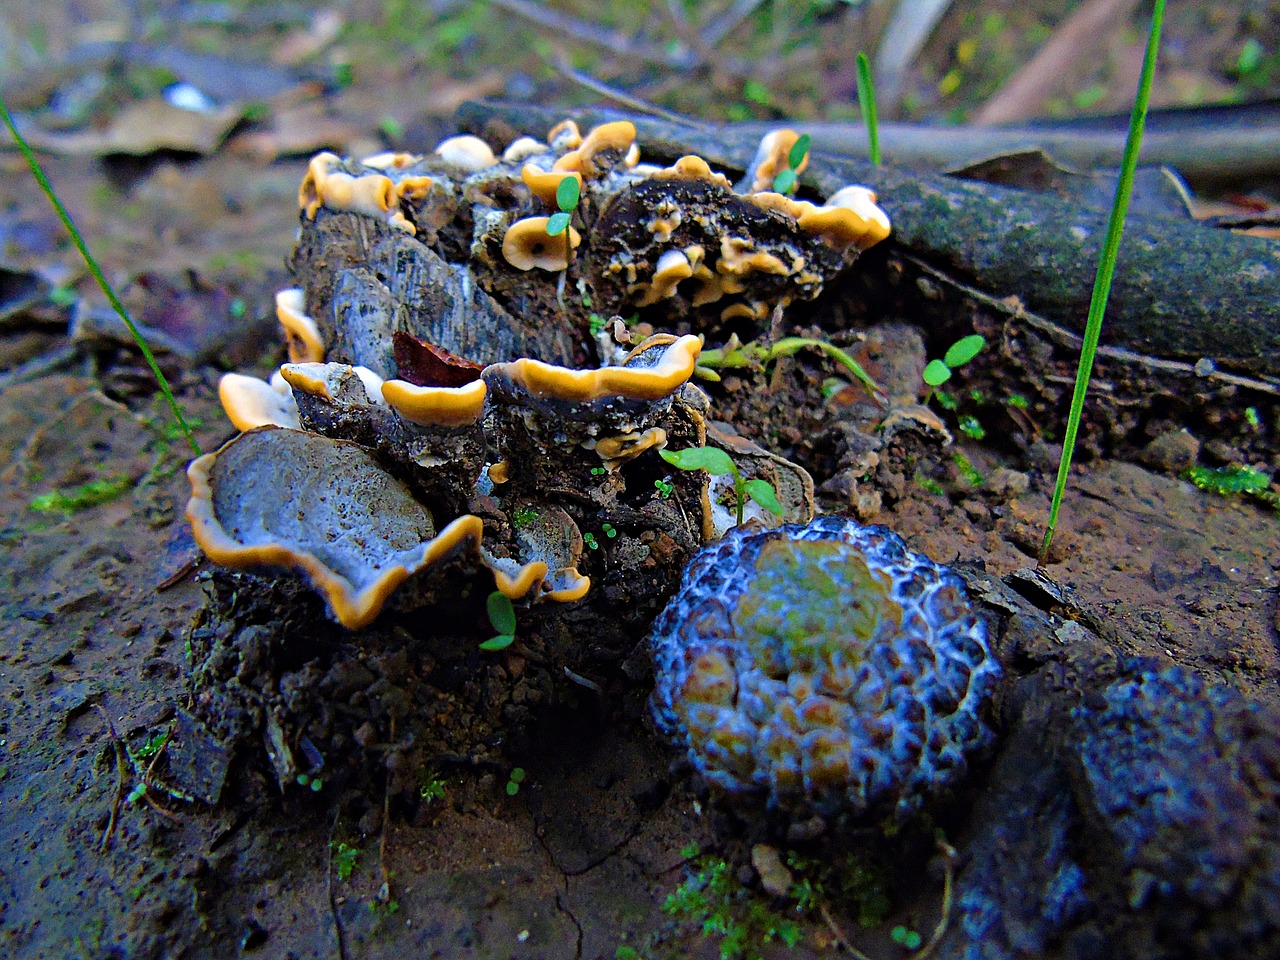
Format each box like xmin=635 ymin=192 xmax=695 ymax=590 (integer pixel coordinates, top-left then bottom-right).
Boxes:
xmin=0 ymin=343 xmax=78 ymax=393
xmin=699 ymin=0 xmax=768 ymax=48
xmin=549 ymin=58 xmax=709 ymax=127
xmin=376 ymin=716 xmax=395 ymax=904
xmin=327 ymin=807 xmax=349 ymax=960
xmin=904 ymin=254 xmax=1280 ymax=398
xmin=488 ymin=0 xmax=694 ymax=68
xmin=913 ymin=839 xmax=957 ymax=960
xmin=94 ymin=703 xmax=128 ymax=852
xmin=818 ymin=902 xmax=877 ymax=960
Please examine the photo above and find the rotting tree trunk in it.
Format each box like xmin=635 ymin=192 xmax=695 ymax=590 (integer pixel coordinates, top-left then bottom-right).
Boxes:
xmin=459 ymin=101 xmax=1280 ymax=379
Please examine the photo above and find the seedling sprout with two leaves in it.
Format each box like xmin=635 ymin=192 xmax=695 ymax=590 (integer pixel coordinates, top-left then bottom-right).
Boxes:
xmin=659 ymin=446 xmax=783 ymax=527
xmin=923 ymin=334 xmax=986 ymax=389
xmin=546 ymin=174 xmax=581 ymax=313
xmin=481 ymin=590 xmax=517 ymax=651
xmin=771 ymin=133 xmax=811 ymax=195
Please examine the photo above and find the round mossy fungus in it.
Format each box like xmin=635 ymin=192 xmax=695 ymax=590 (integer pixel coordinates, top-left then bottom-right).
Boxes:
xmin=649 ymin=516 xmax=1000 ymax=824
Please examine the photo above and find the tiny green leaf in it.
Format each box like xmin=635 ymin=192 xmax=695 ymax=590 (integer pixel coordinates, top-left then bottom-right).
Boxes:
xmin=772 ymin=168 xmax=797 ymax=195
xmin=743 ymin=478 xmax=784 ymax=516
xmin=510 ymin=767 xmax=526 ymax=783
xmin=545 ymin=211 xmax=571 ymax=236
xmin=555 ymin=175 xmax=580 ymax=211
xmin=787 ymin=133 xmax=811 ymax=170
xmin=944 ymin=334 xmax=986 ymax=368
xmin=923 ymin=359 xmax=952 ymax=386
xmin=486 ymin=590 xmax=517 ymax=635
xmin=660 ymin=446 xmax=736 ymax=477
xmin=480 ymin=634 xmax=515 ymax=651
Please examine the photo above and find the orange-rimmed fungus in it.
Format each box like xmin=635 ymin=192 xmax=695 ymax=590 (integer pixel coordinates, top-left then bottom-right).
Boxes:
xmin=502 ymin=216 xmax=582 ymax=271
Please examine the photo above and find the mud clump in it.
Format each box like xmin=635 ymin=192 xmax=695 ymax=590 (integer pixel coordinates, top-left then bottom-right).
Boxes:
xmin=952 ymin=659 xmax=1280 ymax=960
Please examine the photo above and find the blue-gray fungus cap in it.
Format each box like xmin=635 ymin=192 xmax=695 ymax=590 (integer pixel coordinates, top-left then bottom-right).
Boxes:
xmin=649 ymin=516 xmax=1000 ymax=825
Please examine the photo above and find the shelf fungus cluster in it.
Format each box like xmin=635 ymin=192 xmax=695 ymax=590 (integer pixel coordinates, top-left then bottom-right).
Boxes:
xmin=192 ymin=339 xmax=817 ymax=631
xmin=283 ymin=118 xmax=891 ymax=385
xmin=185 ymin=119 xmax=894 ymax=628
xmin=185 ymin=118 xmax=901 ymax=632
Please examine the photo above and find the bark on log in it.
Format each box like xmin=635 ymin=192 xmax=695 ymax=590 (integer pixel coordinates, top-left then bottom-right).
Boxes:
xmin=459 ymin=101 xmax=1280 ymax=378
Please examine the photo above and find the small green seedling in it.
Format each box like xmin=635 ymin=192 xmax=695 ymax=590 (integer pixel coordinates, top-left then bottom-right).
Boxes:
xmin=601 ymin=522 xmax=617 ymax=539
xmin=772 ymin=133 xmax=811 ymax=195
xmin=546 ymin=175 xmax=580 ymax=238
xmin=891 ymin=925 xmax=922 ymax=951
xmin=654 ymin=477 xmax=674 ymax=498
xmin=660 ymin=446 xmax=783 ymax=527
xmin=697 ymin=334 xmax=884 ymax=403
xmin=547 ymin=174 xmax=581 ymax=312
xmin=590 ymin=465 xmax=607 ymax=476
xmin=331 ymin=842 xmax=360 ymax=881
xmin=481 ymin=591 xmax=517 ymax=651
xmin=295 ymin=773 xmax=324 ymax=792
xmin=505 ymin=767 xmax=526 ymax=796
xmin=584 ymin=531 xmax=599 ymax=550
xmin=856 ymin=51 xmax=881 ymax=165
xmin=419 ymin=771 xmax=446 ymax=803
xmin=923 ymin=335 xmax=986 ymax=388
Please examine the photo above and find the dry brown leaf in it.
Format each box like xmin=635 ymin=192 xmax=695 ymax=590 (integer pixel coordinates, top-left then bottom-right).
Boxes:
xmin=226 ymin=101 xmax=362 ymax=161
xmin=12 ymin=99 xmax=243 ymax=156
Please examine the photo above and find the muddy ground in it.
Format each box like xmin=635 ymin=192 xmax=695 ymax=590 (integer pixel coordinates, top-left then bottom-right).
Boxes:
xmin=2 ymin=2 xmax=1280 ymax=959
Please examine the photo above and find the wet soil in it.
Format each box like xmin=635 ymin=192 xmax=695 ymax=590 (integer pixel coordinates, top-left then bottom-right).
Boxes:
xmin=1 ymin=335 xmax=1276 ymax=959
xmin=2 ymin=2 xmax=1279 ymax=958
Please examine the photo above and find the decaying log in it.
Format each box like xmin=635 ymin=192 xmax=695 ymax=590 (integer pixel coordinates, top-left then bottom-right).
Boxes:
xmin=459 ymin=101 xmax=1280 ymax=380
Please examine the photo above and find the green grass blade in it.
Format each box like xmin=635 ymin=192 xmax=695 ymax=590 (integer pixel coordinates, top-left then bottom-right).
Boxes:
xmin=856 ymin=52 xmax=881 ymax=166
xmin=0 ymin=97 xmax=201 ymax=457
xmin=1039 ymin=0 xmax=1165 ymax=562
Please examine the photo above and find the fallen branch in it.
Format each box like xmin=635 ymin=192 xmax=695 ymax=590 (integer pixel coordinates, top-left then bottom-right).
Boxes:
xmin=458 ymin=101 xmax=1280 ymax=376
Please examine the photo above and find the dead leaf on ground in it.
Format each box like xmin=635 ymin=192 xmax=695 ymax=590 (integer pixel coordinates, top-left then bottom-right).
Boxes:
xmin=272 ymin=9 xmax=346 ymax=66
xmin=226 ymin=99 xmax=363 ymax=160
xmin=10 ymin=99 xmax=244 ymax=156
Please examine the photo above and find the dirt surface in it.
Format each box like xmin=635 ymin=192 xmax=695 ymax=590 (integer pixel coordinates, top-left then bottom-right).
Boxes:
xmin=2 ymin=2 xmax=1280 ymax=959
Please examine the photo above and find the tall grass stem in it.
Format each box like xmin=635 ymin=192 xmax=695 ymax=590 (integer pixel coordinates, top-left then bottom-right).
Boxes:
xmin=1039 ymin=0 xmax=1165 ymax=562
xmin=0 ymin=97 xmax=201 ymax=456
xmin=856 ymin=52 xmax=881 ymax=165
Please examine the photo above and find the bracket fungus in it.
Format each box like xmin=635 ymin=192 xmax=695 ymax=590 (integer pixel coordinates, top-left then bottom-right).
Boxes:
xmin=188 ymin=117 xmax=886 ymax=629
xmin=502 ymin=216 xmax=583 ymax=272
xmin=187 ymin=427 xmax=483 ymax=630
